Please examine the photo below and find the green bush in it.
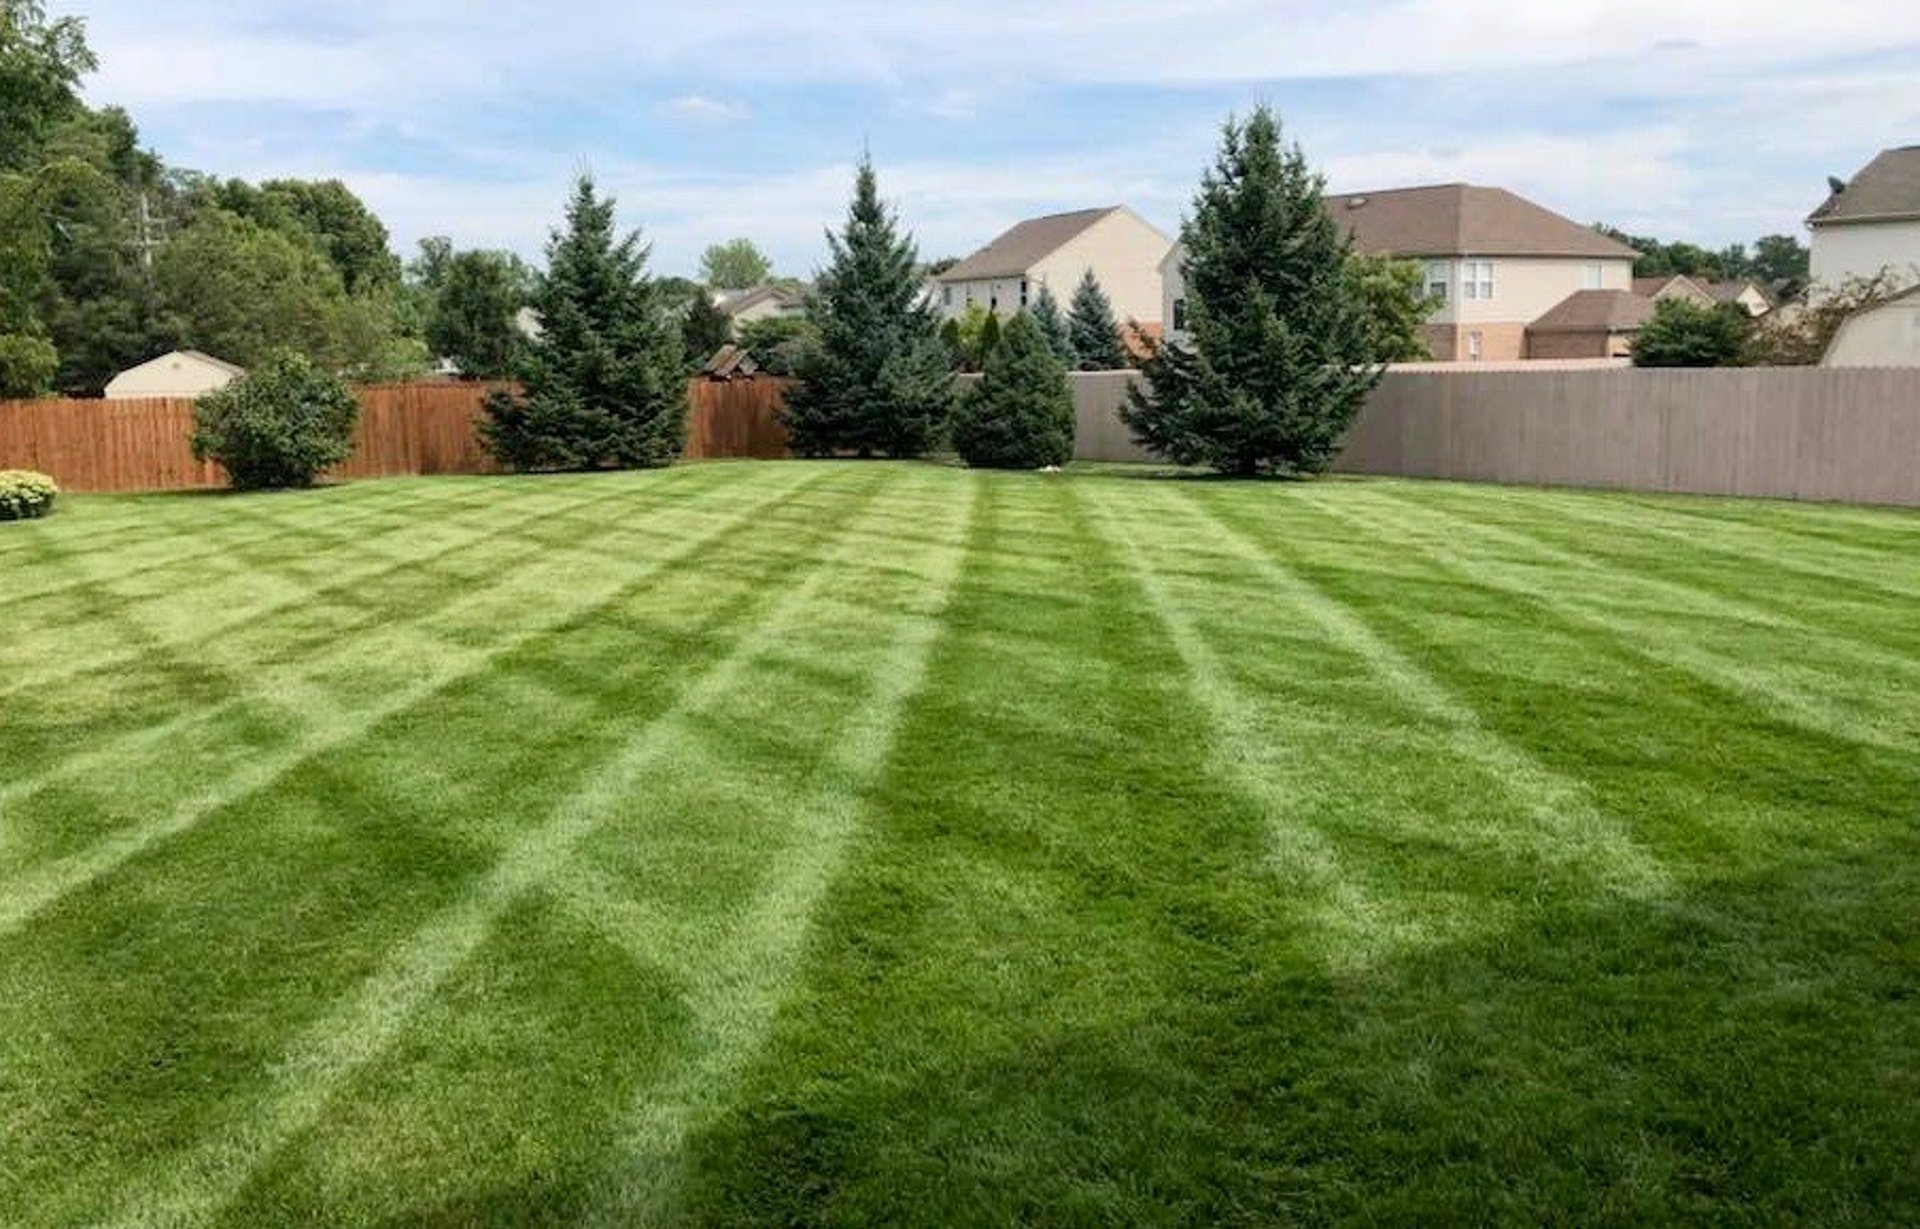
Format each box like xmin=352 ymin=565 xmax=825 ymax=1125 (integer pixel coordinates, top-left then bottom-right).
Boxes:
xmin=0 ymin=470 xmax=59 ymax=520
xmin=950 ymin=311 xmax=1074 ymax=470
xmin=190 ymin=352 xmax=360 ymax=490
xmin=1632 ymin=298 xmax=1753 ymax=368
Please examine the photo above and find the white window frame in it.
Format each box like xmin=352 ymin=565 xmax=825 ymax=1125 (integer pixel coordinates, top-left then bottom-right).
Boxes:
xmin=942 ymin=285 xmax=953 ymax=307
xmin=1467 ymin=330 xmax=1484 ymax=362
xmin=1424 ymin=261 xmax=1450 ymax=303
xmin=1464 ymin=260 xmax=1495 ymax=301
xmin=1584 ymin=262 xmax=1605 ymax=290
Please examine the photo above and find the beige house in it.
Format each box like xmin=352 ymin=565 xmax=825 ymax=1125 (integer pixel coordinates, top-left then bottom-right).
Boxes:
xmin=718 ymin=285 xmax=806 ymax=329
xmin=935 ymin=206 xmax=1171 ymax=326
xmin=103 ymin=350 xmax=244 ymax=400
xmin=1163 ymin=183 xmax=1637 ymax=361
xmin=1634 ymin=275 xmax=1715 ymax=307
xmin=1823 ymin=286 xmax=1920 ymax=366
xmin=1809 ymin=147 xmax=1920 ymax=295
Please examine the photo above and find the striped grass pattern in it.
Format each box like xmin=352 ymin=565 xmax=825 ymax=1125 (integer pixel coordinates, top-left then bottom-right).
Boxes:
xmin=2 ymin=463 xmax=1917 ymax=1226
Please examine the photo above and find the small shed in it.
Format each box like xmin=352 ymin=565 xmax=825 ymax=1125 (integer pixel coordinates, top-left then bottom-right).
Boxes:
xmin=701 ymin=345 xmax=761 ymax=381
xmin=1823 ymin=287 xmax=1920 ymax=367
xmin=104 ymin=350 xmax=244 ymax=400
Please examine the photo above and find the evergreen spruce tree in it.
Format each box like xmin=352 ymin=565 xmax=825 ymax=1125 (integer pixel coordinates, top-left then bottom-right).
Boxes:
xmin=976 ymin=309 xmax=1002 ymax=362
xmin=950 ymin=311 xmax=1074 ymax=470
xmin=1122 ymin=106 xmax=1381 ymax=476
xmin=1030 ymin=285 xmax=1075 ymax=365
xmin=681 ymin=289 xmax=733 ymax=367
xmin=783 ymin=157 xmax=953 ymax=457
xmin=1067 ymin=270 xmax=1127 ymax=370
xmin=481 ymin=176 xmax=684 ymax=470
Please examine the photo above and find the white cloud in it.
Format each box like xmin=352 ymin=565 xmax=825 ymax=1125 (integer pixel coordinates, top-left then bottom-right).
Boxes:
xmin=659 ymin=95 xmax=747 ymax=124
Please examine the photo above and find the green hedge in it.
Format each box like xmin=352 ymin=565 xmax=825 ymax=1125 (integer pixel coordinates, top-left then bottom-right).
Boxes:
xmin=0 ymin=470 xmax=58 ymax=520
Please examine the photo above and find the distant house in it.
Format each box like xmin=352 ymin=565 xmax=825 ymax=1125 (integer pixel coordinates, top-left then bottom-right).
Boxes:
xmin=1704 ymin=279 xmax=1775 ymax=318
xmin=103 ymin=350 xmax=243 ymax=400
xmin=1633 ymin=275 xmax=1716 ymax=307
xmin=1808 ymin=146 xmax=1920 ymax=294
xmin=1823 ymin=286 xmax=1920 ymax=366
xmin=1163 ymin=183 xmax=1639 ymax=362
xmin=717 ymin=285 xmax=806 ymax=329
xmin=935 ymin=206 xmax=1172 ymax=326
xmin=1525 ymin=290 xmax=1656 ymax=360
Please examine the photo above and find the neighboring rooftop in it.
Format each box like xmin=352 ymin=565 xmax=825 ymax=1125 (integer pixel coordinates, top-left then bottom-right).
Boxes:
xmin=937 ymin=207 xmax=1124 ymax=282
xmin=1809 ymin=147 xmax=1920 ymax=226
xmin=1330 ymin=183 xmax=1638 ymax=260
xmin=717 ymin=285 xmax=806 ymax=317
xmin=1528 ymin=289 xmax=1657 ymax=334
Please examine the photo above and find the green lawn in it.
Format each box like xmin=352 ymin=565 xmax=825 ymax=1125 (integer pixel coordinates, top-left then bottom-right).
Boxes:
xmin=2 ymin=461 xmax=1917 ymax=1226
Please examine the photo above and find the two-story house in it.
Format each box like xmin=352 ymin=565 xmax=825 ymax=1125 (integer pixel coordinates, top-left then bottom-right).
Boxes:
xmin=934 ymin=206 xmax=1172 ymax=327
xmin=1163 ymin=183 xmax=1640 ymax=362
xmin=1809 ymin=146 xmax=1920 ymax=295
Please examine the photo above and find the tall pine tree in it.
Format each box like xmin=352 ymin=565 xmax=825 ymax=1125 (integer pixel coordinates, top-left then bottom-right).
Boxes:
xmin=681 ymin=289 xmax=733 ymax=368
xmin=1067 ymin=270 xmax=1126 ymax=370
xmin=481 ymin=176 xmax=684 ymax=470
xmin=783 ymin=157 xmax=953 ymax=457
xmin=1029 ymin=285 xmax=1075 ymax=365
xmin=1122 ymin=107 xmax=1381 ymax=476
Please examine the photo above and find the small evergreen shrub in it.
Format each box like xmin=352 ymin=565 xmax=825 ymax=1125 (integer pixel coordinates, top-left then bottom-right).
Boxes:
xmin=0 ymin=470 xmax=58 ymax=520
xmin=190 ymin=352 xmax=360 ymax=490
xmin=951 ymin=312 xmax=1074 ymax=470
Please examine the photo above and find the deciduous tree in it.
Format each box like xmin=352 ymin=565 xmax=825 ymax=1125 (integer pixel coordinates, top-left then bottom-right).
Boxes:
xmin=700 ymin=238 xmax=772 ymax=290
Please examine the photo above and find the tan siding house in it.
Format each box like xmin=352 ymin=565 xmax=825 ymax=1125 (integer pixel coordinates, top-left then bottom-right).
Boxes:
xmin=1809 ymin=147 xmax=1920 ymax=295
xmin=1164 ymin=183 xmax=1637 ymax=362
xmin=936 ymin=206 xmax=1172 ymax=326
xmin=1823 ymin=287 xmax=1920 ymax=366
xmin=103 ymin=350 xmax=244 ymax=400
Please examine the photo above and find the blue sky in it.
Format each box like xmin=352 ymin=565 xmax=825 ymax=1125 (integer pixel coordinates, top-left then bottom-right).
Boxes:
xmin=73 ymin=1 xmax=1920 ymax=279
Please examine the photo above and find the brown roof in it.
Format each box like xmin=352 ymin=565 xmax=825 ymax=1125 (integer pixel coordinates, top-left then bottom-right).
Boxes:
xmin=1633 ymin=275 xmax=1714 ymax=303
xmin=938 ymin=207 xmax=1121 ymax=281
xmin=1703 ymin=279 xmax=1775 ymax=307
xmin=1809 ymin=147 xmax=1920 ymax=226
xmin=1329 ymin=184 xmax=1637 ymax=260
xmin=1528 ymin=290 xmax=1656 ymax=334
xmin=718 ymin=285 xmax=805 ymax=317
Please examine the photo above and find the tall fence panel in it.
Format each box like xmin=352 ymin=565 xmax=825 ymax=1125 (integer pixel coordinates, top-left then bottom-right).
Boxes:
xmin=686 ymin=378 xmax=792 ymax=460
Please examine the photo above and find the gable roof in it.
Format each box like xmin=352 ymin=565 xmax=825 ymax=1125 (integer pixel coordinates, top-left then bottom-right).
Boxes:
xmin=717 ymin=285 xmax=805 ymax=317
xmin=1528 ymin=290 xmax=1656 ymax=334
xmin=937 ymin=207 xmax=1125 ymax=282
xmin=1704 ymin=279 xmax=1775 ymax=308
xmin=1329 ymin=184 xmax=1637 ymax=260
xmin=1633 ymin=275 xmax=1712 ymax=301
xmin=1809 ymin=147 xmax=1920 ymax=226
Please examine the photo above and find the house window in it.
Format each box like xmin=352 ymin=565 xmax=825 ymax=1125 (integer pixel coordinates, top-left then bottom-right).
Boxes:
xmin=1424 ymin=261 xmax=1450 ymax=303
xmin=1465 ymin=261 xmax=1495 ymax=301
xmin=1584 ymin=262 xmax=1605 ymax=290
xmin=965 ymin=288 xmax=975 ymax=307
xmin=942 ymin=286 xmax=952 ymax=307
xmin=1019 ymin=279 xmax=1029 ymax=308
xmin=1467 ymin=330 xmax=1484 ymax=362
xmin=1172 ymin=297 xmax=1188 ymax=333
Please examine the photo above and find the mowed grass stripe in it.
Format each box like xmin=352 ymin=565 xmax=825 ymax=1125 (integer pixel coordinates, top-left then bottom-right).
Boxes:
xmin=1075 ymin=480 xmax=1405 ymax=960
xmin=0 ymin=465 xmax=833 ymax=936
xmin=580 ymin=470 xmax=978 ymax=1225
xmin=101 ymin=467 xmax=962 ymax=1229
xmin=1314 ymin=487 xmax=1920 ymax=755
xmin=0 ymin=467 xmax=751 ymax=821
xmin=0 ymin=468 xmax=887 ymax=1221
xmin=1417 ymin=481 xmax=1920 ymax=614
xmin=1154 ymin=484 xmax=1669 ymax=898
xmin=0 ymin=464 xmax=791 ymax=821
xmin=0 ymin=466 xmax=711 ymax=703
xmin=0 ymin=479 xmax=495 ymax=610
xmin=1360 ymin=485 xmax=1920 ymax=718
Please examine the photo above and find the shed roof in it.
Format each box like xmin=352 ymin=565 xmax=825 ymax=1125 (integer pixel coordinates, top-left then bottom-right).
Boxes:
xmin=1528 ymin=290 xmax=1656 ymax=334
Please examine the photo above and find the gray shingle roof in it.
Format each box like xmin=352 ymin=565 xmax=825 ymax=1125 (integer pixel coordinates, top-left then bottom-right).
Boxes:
xmin=1329 ymin=184 xmax=1638 ymax=260
xmin=1809 ymin=147 xmax=1920 ymax=226
xmin=937 ymin=208 xmax=1121 ymax=282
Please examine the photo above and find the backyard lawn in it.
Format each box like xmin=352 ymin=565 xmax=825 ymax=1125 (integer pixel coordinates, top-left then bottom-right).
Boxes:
xmin=3 ymin=460 xmax=1918 ymax=1226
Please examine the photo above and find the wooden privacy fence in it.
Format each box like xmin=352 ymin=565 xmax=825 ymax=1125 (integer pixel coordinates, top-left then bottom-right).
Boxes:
xmin=0 ymin=378 xmax=794 ymax=492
